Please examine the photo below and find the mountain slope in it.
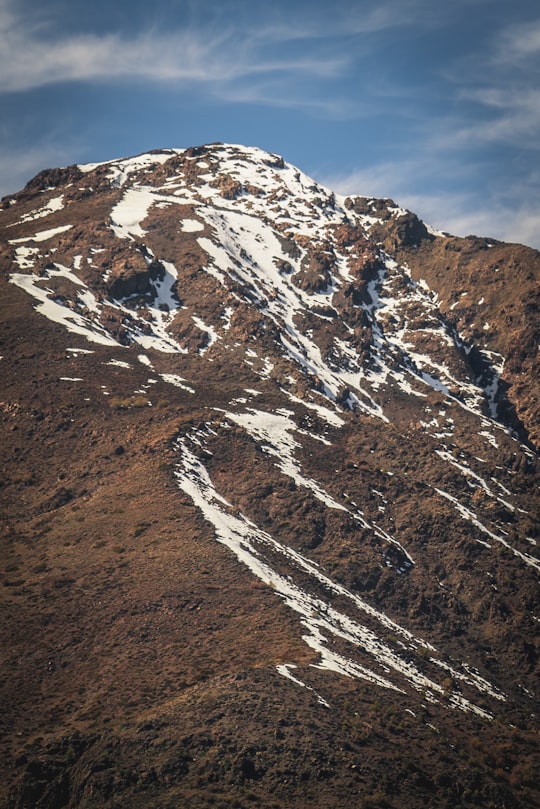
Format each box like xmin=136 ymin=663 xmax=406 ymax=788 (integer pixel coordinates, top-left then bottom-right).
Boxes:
xmin=1 ymin=143 xmax=539 ymax=809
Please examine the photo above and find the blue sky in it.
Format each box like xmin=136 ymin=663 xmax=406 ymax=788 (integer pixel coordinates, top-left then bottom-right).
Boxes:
xmin=1 ymin=0 xmax=539 ymax=247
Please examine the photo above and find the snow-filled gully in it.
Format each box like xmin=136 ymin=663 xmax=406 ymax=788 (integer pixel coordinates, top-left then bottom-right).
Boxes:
xmin=174 ymin=426 xmax=505 ymax=719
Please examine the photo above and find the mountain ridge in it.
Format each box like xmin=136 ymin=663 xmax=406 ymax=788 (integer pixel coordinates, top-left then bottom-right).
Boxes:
xmin=1 ymin=143 xmax=539 ymax=808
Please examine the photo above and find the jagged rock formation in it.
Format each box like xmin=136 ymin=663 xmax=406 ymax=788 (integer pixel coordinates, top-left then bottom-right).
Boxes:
xmin=1 ymin=143 xmax=539 ymax=809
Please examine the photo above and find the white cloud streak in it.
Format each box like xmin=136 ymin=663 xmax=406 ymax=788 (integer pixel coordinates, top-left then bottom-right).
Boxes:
xmin=0 ymin=1 xmax=367 ymax=95
xmin=440 ymin=15 xmax=540 ymax=151
xmin=0 ymin=28 xmax=340 ymax=94
xmin=496 ymin=17 xmax=540 ymax=64
xmin=0 ymin=0 xmax=446 ymax=96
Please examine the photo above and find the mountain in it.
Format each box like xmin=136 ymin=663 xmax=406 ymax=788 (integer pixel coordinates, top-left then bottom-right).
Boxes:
xmin=1 ymin=143 xmax=539 ymax=809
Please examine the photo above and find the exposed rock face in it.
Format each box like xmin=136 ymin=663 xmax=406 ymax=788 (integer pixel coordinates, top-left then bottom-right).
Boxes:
xmin=358 ymin=208 xmax=540 ymax=447
xmin=1 ymin=144 xmax=538 ymax=809
xmin=346 ymin=195 xmax=432 ymax=248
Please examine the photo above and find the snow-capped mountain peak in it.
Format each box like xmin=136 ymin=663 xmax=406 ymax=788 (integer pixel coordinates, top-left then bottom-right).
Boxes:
xmin=1 ymin=143 xmax=539 ymax=808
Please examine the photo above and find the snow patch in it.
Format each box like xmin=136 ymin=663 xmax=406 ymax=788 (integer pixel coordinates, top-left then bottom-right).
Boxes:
xmin=9 ymin=224 xmax=72 ymax=243
xmin=181 ymin=218 xmax=204 ymax=232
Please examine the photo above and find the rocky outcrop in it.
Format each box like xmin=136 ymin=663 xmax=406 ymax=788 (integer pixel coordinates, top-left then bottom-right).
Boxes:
xmin=106 ymin=257 xmax=167 ymax=301
xmin=346 ymin=196 xmax=433 ymax=249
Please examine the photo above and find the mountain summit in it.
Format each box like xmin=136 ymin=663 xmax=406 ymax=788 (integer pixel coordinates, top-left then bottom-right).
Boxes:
xmin=1 ymin=144 xmax=539 ymax=808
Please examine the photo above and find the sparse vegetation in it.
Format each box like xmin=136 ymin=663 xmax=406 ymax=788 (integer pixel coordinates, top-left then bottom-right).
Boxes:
xmin=110 ymin=394 xmax=151 ymax=410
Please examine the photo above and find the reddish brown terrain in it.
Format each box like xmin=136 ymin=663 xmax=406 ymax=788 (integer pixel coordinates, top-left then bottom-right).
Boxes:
xmin=1 ymin=144 xmax=538 ymax=808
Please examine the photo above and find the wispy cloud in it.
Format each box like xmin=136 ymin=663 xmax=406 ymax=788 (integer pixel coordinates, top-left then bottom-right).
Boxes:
xmin=0 ymin=0 xmax=385 ymax=97
xmin=454 ymin=87 xmax=540 ymax=147
xmin=496 ymin=17 xmax=540 ymax=64
xmin=0 ymin=3 xmax=346 ymax=94
xmin=438 ymin=15 xmax=540 ymax=151
xmin=0 ymin=0 xmax=446 ymax=97
xmin=318 ymin=10 xmax=540 ymax=248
